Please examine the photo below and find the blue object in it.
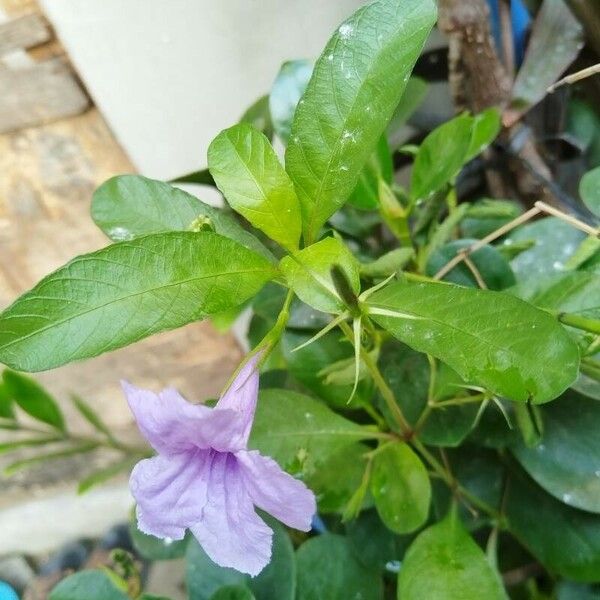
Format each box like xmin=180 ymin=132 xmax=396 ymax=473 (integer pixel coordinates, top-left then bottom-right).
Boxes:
xmin=487 ymin=0 xmax=531 ymax=67
xmin=0 ymin=581 xmax=19 ymax=600
xmin=311 ymin=514 xmax=327 ymax=533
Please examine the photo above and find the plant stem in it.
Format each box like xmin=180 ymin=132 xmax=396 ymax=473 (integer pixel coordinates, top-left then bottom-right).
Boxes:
xmin=339 ymin=321 xmax=412 ymax=436
xmin=558 ymin=312 xmax=600 ymax=335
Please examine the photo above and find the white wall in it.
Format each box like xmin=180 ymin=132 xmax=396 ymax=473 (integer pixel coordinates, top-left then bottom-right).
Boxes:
xmin=41 ymin=0 xmax=365 ymax=180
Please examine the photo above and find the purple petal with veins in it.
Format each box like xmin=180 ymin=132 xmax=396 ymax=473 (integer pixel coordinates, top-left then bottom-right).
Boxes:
xmin=123 ymin=354 xmax=316 ymax=576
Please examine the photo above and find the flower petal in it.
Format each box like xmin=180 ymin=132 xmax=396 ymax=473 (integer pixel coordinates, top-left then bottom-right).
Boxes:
xmin=236 ymin=450 xmax=316 ymax=531
xmin=131 ymin=450 xmax=211 ymax=540
xmin=123 ymin=382 xmax=243 ymax=453
xmin=190 ymin=452 xmax=272 ymax=576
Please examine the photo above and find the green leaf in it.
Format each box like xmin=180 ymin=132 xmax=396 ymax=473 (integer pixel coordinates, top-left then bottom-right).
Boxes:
xmin=208 ymin=123 xmax=301 ymax=251
xmin=367 ymin=280 xmax=580 ymax=403
xmin=512 ymin=0 xmax=583 ymax=110
xmin=346 ymin=509 xmax=412 ymax=571
xmin=517 ymin=271 xmax=600 ymax=320
xmin=249 ymin=389 xmax=374 ymax=476
xmin=281 ymin=329 xmax=373 ymax=409
xmin=580 ymin=167 xmax=600 ymax=217
xmin=3 ymin=443 xmax=98 ymax=476
xmin=378 ymin=342 xmax=478 ymax=447
xmin=187 ymin=540 xmax=246 ymax=600
xmin=511 ymin=391 xmax=600 ymax=513
xmin=465 ymin=108 xmax=501 ymax=162
xmin=248 ymin=519 xmax=295 ymax=600
xmin=209 ymin=587 xmax=255 ymax=600
xmin=307 ymin=443 xmax=370 ymax=513
xmin=371 ymin=442 xmax=431 ymax=534
xmin=130 ymin=517 xmax=189 ymax=560
xmin=280 ymin=236 xmax=360 ymax=313
xmin=71 ymin=395 xmax=114 ymax=441
xmin=360 ymin=248 xmax=415 ymax=278
xmin=286 ymin=0 xmax=436 ymax=242
xmin=269 ymin=59 xmax=313 ymax=144
xmin=78 ymin=458 xmax=136 ymax=494
xmin=506 ymin=467 xmax=600 ymax=582
xmin=49 ymin=570 xmax=129 ymax=600
xmin=0 ymin=382 xmax=14 ymax=419
xmin=387 ymin=76 xmax=428 ymax=150
xmin=2 ymin=371 xmax=65 ymax=431
xmin=410 ymin=113 xmax=473 ymax=201
xmin=240 ymin=95 xmax=274 ymax=140
xmin=505 ymin=217 xmax=585 ymax=282
xmin=170 ymin=167 xmax=215 ymax=186
xmin=348 ymin=135 xmax=393 ymax=210
xmin=296 ymin=534 xmax=383 ymax=600
xmin=91 ymin=175 xmax=271 ymax=259
xmin=461 ymin=199 xmax=522 ymax=240
xmin=186 ymin=519 xmax=294 ymax=600
xmin=398 ymin=510 xmax=507 ymax=600
xmin=0 ymin=232 xmax=276 ymax=372
xmin=426 ymin=239 xmax=516 ymax=290
xmin=557 ymin=581 xmax=600 ymax=600
xmin=0 ymin=436 xmax=62 ymax=455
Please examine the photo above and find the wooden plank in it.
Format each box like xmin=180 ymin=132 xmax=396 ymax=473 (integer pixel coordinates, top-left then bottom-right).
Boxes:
xmin=0 ymin=12 xmax=50 ymax=55
xmin=0 ymin=56 xmax=89 ymax=133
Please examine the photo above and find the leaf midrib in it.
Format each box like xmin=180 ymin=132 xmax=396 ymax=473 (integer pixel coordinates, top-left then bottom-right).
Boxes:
xmin=0 ymin=267 xmax=270 ymax=352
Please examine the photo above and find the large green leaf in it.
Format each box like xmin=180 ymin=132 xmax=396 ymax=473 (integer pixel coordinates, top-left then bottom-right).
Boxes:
xmin=208 ymin=123 xmax=301 ymax=251
xmin=296 ymin=534 xmax=383 ymax=600
xmin=269 ymin=59 xmax=313 ymax=144
xmin=2 ymin=370 xmax=65 ymax=431
xmin=512 ymin=0 xmax=583 ymax=110
xmin=0 ymin=382 xmax=14 ymax=419
xmin=186 ymin=520 xmax=295 ymax=600
xmin=511 ymin=392 xmax=600 ymax=513
xmin=426 ymin=239 xmax=516 ymax=291
xmin=0 ymin=232 xmax=276 ymax=371
xmin=186 ymin=540 xmax=245 ymax=600
xmin=410 ymin=113 xmax=473 ymax=201
xmin=130 ymin=518 xmax=189 ymax=560
xmin=347 ymin=135 xmax=393 ymax=210
xmin=249 ymin=389 xmax=373 ymax=476
xmin=465 ymin=108 xmax=501 ymax=162
xmin=516 ymin=271 xmax=600 ymax=320
xmin=397 ymin=510 xmax=507 ymax=599
xmin=209 ymin=588 xmax=254 ymax=600
xmin=307 ymin=442 xmax=370 ymax=513
xmin=91 ymin=175 xmax=271 ymax=259
xmin=49 ymin=570 xmax=129 ymax=600
xmin=280 ymin=237 xmax=360 ymax=314
xmin=461 ymin=199 xmax=522 ymax=240
xmin=387 ymin=76 xmax=428 ymax=150
xmin=239 ymin=95 xmax=274 ymax=140
xmin=505 ymin=217 xmax=585 ymax=282
xmin=580 ymin=166 xmax=600 ymax=217
xmin=285 ymin=0 xmax=436 ymax=242
xmin=506 ymin=467 xmax=600 ymax=582
xmin=346 ymin=509 xmax=412 ymax=571
xmin=367 ymin=281 xmax=580 ymax=403
xmin=370 ymin=442 xmax=431 ymax=534
xmin=378 ymin=342 xmax=479 ymax=447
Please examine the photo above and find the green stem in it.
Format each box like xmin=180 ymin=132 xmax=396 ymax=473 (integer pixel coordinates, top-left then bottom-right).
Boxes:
xmin=413 ymin=439 xmax=501 ymax=520
xmin=581 ymin=358 xmax=600 ymax=382
xmin=557 ymin=312 xmax=600 ymax=335
xmin=339 ymin=321 xmax=500 ymax=520
xmin=339 ymin=321 xmax=412 ymax=436
xmin=433 ymin=392 xmax=487 ymax=408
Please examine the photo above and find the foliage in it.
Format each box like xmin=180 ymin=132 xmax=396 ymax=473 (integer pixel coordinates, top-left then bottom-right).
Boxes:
xmin=0 ymin=0 xmax=599 ymax=597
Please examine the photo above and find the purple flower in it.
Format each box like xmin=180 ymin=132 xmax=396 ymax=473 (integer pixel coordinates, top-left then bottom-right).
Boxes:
xmin=123 ymin=356 xmax=316 ymax=576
